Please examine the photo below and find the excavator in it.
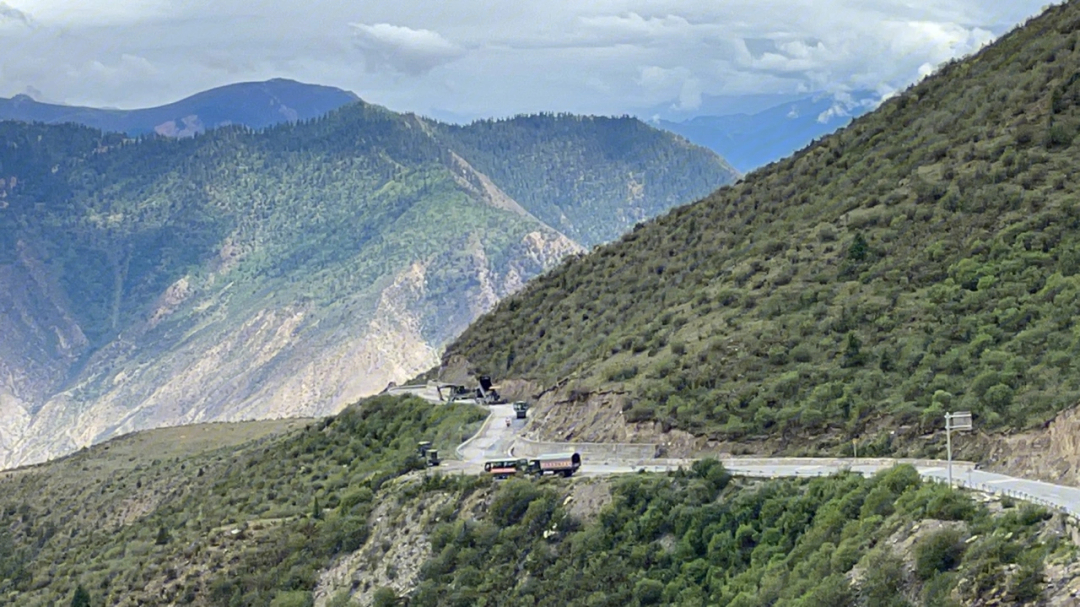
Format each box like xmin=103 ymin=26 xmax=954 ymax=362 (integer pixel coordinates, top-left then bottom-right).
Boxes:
xmin=436 ymin=375 xmax=507 ymax=405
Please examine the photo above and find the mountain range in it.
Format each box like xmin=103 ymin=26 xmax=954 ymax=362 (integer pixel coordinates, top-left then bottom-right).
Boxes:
xmin=1 ymin=78 xmax=880 ymax=175
xmin=0 ymin=79 xmax=359 ymax=137
xmin=656 ymin=91 xmax=880 ymax=173
xmin=0 ymin=103 xmax=736 ymax=468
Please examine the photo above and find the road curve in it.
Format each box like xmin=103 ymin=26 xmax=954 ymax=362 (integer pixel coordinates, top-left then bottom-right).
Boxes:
xmin=394 ymin=385 xmax=1080 ymax=519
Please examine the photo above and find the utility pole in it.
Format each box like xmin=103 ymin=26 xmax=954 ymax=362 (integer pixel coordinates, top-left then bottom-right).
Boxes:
xmin=944 ymin=411 xmax=972 ymax=487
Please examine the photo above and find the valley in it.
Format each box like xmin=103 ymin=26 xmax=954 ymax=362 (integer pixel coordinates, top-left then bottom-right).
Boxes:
xmin=0 ymin=105 xmax=736 ymax=469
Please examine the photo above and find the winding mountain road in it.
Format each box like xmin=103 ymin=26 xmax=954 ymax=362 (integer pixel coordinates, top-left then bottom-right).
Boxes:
xmin=388 ymin=384 xmax=1080 ymax=518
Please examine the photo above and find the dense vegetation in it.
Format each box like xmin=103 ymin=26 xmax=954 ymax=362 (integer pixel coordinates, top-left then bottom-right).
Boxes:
xmin=437 ymin=114 xmax=739 ymax=246
xmin=408 ymin=463 xmax=1067 ymax=607
xmin=1 ymin=397 xmax=1069 ymax=606
xmin=444 ymin=1 xmax=1080 ymax=449
xmin=0 ymin=396 xmax=486 ymax=606
xmin=0 ymin=102 xmax=733 ymax=350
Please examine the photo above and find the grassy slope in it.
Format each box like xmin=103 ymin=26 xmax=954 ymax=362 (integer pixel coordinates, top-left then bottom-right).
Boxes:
xmin=0 ymin=396 xmax=486 ymax=606
xmin=444 ymin=2 xmax=1080 ymax=449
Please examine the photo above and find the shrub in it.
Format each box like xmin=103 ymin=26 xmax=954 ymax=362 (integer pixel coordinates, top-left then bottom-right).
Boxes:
xmin=915 ymin=528 xmax=966 ymax=579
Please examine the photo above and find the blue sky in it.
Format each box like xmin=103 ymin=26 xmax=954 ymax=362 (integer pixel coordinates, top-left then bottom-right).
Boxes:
xmin=0 ymin=0 xmax=1049 ymax=120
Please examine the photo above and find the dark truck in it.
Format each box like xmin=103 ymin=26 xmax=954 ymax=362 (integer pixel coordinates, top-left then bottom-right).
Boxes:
xmin=484 ymin=453 xmax=582 ymax=479
xmin=416 ymin=441 xmax=440 ymax=467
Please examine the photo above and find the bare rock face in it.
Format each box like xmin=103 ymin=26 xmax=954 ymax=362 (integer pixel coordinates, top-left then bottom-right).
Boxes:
xmin=0 ymin=227 xmax=577 ymax=469
xmin=985 ymin=405 xmax=1080 ymax=487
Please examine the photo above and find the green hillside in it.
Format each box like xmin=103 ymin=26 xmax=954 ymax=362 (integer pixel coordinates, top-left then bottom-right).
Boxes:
xmin=437 ymin=114 xmax=740 ymax=246
xmin=443 ymin=2 xmax=1080 ymax=449
xmin=0 ymin=397 xmax=1066 ymax=606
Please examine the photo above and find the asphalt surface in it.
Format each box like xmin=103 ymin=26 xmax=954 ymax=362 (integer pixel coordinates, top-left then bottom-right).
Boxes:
xmin=391 ymin=384 xmax=1080 ymax=518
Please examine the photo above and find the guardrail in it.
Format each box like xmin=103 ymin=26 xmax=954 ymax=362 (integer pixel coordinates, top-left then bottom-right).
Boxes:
xmin=720 ymin=463 xmax=1079 ymax=523
xmin=928 ymin=476 xmax=1080 ymax=522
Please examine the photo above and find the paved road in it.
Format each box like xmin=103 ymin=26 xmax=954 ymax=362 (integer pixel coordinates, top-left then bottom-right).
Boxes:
xmin=394 ymin=384 xmax=1080 ymax=518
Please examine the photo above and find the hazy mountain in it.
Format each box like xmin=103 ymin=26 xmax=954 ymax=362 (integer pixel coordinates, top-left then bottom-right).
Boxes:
xmin=0 ymin=78 xmax=359 ymax=137
xmin=0 ymin=103 xmax=735 ymax=468
xmin=656 ymin=91 xmax=880 ymax=173
xmin=440 ymin=0 xmax=1080 ymax=458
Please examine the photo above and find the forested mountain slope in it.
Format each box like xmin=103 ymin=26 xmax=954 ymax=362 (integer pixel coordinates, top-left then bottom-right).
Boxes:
xmin=442 ymin=1 xmax=1080 ymax=456
xmin=0 ymin=102 xmax=733 ymax=468
xmin=0 ymin=396 xmax=1070 ymax=606
xmin=0 ymin=79 xmax=359 ymax=137
xmin=438 ymin=114 xmax=740 ymax=246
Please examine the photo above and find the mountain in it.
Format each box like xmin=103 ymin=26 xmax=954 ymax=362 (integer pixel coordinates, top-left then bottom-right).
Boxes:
xmin=439 ymin=1 xmax=1080 ymax=461
xmin=0 ymin=396 xmax=1067 ymax=606
xmin=0 ymin=104 xmax=735 ymax=468
xmin=438 ymin=114 xmax=740 ymax=246
xmin=0 ymin=79 xmax=360 ymax=137
xmin=655 ymin=91 xmax=879 ymax=173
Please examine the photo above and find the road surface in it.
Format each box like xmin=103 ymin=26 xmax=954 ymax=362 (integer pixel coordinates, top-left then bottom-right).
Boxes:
xmin=395 ymin=384 xmax=1080 ymax=518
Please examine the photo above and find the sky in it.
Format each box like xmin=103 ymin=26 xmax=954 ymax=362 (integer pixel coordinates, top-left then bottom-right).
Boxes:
xmin=0 ymin=1 xmax=1050 ymax=122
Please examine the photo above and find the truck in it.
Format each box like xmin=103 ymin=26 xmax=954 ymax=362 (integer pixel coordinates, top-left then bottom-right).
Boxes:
xmin=513 ymin=401 xmax=529 ymax=419
xmin=417 ymin=441 xmax=440 ymax=467
xmin=484 ymin=452 xmax=582 ymax=479
xmin=529 ymin=452 xmax=581 ymax=477
xmin=483 ymin=458 xmax=529 ymax=479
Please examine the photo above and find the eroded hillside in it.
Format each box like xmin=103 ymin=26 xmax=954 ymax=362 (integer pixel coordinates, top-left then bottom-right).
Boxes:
xmin=0 ymin=103 xmax=734 ymax=468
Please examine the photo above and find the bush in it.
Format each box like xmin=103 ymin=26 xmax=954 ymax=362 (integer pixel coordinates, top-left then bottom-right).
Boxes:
xmin=915 ymin=528 xmax=966 ymax=579
xmin=372 ymin=587 xmax=399 ymax=607
xmin=634 ymin=578 xmax=664 ymax=605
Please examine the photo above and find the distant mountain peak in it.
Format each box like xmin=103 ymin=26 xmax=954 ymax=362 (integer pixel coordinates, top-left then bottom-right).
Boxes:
xmin=0 ymin=79 xmax=361 ymax=136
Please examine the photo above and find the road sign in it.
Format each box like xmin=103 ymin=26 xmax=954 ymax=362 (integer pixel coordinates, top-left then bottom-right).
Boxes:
xmin=946 ymin=411 xmax=972 ymax=431
xmin=945 ymin=411 xmax=974 ymax=487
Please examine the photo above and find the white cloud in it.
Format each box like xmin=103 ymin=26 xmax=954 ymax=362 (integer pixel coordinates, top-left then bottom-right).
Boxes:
xmin=350 ymin=23 xmax=465 ymax=75
xmin=0 ymin=0 xmax=1051 ymax=120
xmin=0 ymin=2 xmax=32 ymax=26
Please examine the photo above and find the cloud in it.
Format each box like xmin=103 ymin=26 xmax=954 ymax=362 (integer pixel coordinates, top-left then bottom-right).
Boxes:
xmin=0 ymin=0 xmax=1050 ymax=121
xmin=350 ymin=23 xmax=465 ymax=75
xmin=0 ymin=2 xmax=32 ymax=26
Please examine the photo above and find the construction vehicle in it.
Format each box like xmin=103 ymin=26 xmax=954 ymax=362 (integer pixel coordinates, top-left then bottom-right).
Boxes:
xmin=417 ymin=441 xmax=440 ymax=467
xmin=475 ymin=376 xmax=507 ymax=405
xmin=435 ymin=376 xmax=507 ymax=406
xmin=513 ymin=401 xmax=529 ymax=419
xmin=436 ymin=384 xmax=472 ymax=403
